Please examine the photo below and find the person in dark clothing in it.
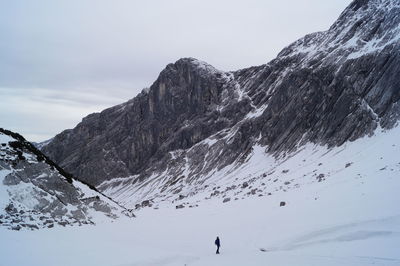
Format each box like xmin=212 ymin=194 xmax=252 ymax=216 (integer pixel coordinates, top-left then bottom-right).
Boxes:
xmin=215 ymin=236 xmax=221 ymax=254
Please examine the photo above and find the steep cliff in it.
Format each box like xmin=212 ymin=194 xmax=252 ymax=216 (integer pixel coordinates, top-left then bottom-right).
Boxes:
xmin=43 ymin=59 xmax=250 ymax=185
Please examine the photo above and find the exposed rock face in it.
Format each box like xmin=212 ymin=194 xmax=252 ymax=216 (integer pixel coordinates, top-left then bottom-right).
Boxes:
xmin=0 ymin=128 xmax=132 ymax=230
xmin=42 ymin=0 xmax=400 ymax=206
xmin=243 ymin=0 xmax=400 ymax=152
xmin=43 ymin=59 xmax=251 ymax=186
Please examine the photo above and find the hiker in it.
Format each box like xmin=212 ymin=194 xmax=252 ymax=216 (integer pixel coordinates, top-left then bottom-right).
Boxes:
xmin=215 ymin=236 xmax=221 ymax=254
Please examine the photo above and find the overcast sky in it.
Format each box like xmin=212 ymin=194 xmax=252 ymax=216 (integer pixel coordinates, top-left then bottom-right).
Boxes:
xmin=0 ymin=0 xmax=352 ymax=142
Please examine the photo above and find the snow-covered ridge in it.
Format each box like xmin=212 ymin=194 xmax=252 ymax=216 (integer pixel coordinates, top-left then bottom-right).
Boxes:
xmin=182 ymin=57 xmax=224 ymax=75
xmin=278 ymin=0 xmax=400 ymax=63
xmin=33 ymin=137 xmax=53 ymax=150
xmin=0 ymin=128 xmax=132 ymax=230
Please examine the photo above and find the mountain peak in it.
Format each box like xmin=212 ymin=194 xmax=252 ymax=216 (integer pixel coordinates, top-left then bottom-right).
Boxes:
xmin=163 ymin=57 xmax=224 ymax=78
xmin=278 ymin=0 xmax=399 ymax=65
xmin=348 ymin=0 xmax=400 ymax=11
xmin=348 ymin=0 xmax=370 ymax=11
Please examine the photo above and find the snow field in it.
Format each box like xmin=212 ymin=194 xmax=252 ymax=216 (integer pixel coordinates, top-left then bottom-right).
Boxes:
xmin=1 ymin=126 xmax=400 ymax=266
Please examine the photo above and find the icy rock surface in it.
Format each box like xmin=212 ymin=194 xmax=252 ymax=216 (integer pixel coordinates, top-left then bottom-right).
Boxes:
xmin=0 ymin=129 xmax=131 ymax=230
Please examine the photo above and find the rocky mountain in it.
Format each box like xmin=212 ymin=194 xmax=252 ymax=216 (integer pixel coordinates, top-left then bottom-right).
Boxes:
xmin=0 ymin=128 xmax=133 ymax=230
xmin=41 ymin=0 xmax=400 ymax=208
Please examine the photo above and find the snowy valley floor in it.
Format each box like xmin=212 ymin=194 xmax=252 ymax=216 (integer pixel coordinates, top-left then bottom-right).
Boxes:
xmin=1 ymin=127 xmax=400 ymax=266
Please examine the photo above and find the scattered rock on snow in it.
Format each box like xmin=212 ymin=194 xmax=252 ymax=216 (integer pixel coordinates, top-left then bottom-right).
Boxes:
xmin=222 ymin=198 xmax=231 ymax=203
xmin=249 ymin=189 xmax=257 ymax=195
xmin=316 ymin=174 xmax=325 ymax=182
xmin=345 ymin=162 xmax=353 ymax=168
xmin=11 ymin=225 xmax=21 ymax=231
xmin=141 ymin=200 xmax=151 ymax=207
xmin=210 ymin=190 xmax=220 ymax=197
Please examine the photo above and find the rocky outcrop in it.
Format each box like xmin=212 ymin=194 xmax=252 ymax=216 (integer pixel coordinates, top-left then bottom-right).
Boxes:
xmin=42 ymin=0 xmax=400 ymax=206
xmin=0 ymin=128 xmax=132 ymax=230
xmin=236 ymin=0 xmax=400 ymax=152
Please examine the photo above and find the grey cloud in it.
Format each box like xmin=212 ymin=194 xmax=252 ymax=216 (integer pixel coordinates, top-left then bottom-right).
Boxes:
xmin=0 ymin=87 xmax=128 ymax=141
xmin=0 ymin=0 xmax=352 ymax=141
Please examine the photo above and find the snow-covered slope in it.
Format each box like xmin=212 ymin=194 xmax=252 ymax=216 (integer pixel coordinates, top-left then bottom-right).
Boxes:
xmin=0 ymin=128 xmax=132 ymax=230
xmin=1 ymin=125 xmax=399 ymax=265
xmin=100 ymin=122 xmax=400 ymax=209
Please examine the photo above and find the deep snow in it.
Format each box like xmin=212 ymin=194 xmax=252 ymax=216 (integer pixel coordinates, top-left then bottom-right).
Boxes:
xmin=1 ymin=126 xmax=400 ymax=266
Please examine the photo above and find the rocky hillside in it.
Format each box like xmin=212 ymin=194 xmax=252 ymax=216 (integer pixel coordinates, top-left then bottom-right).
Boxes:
xmin=0 ymin=128 xmax=132 ymax=230
xmin=41 ymin=0 xmax=400 ymax=207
